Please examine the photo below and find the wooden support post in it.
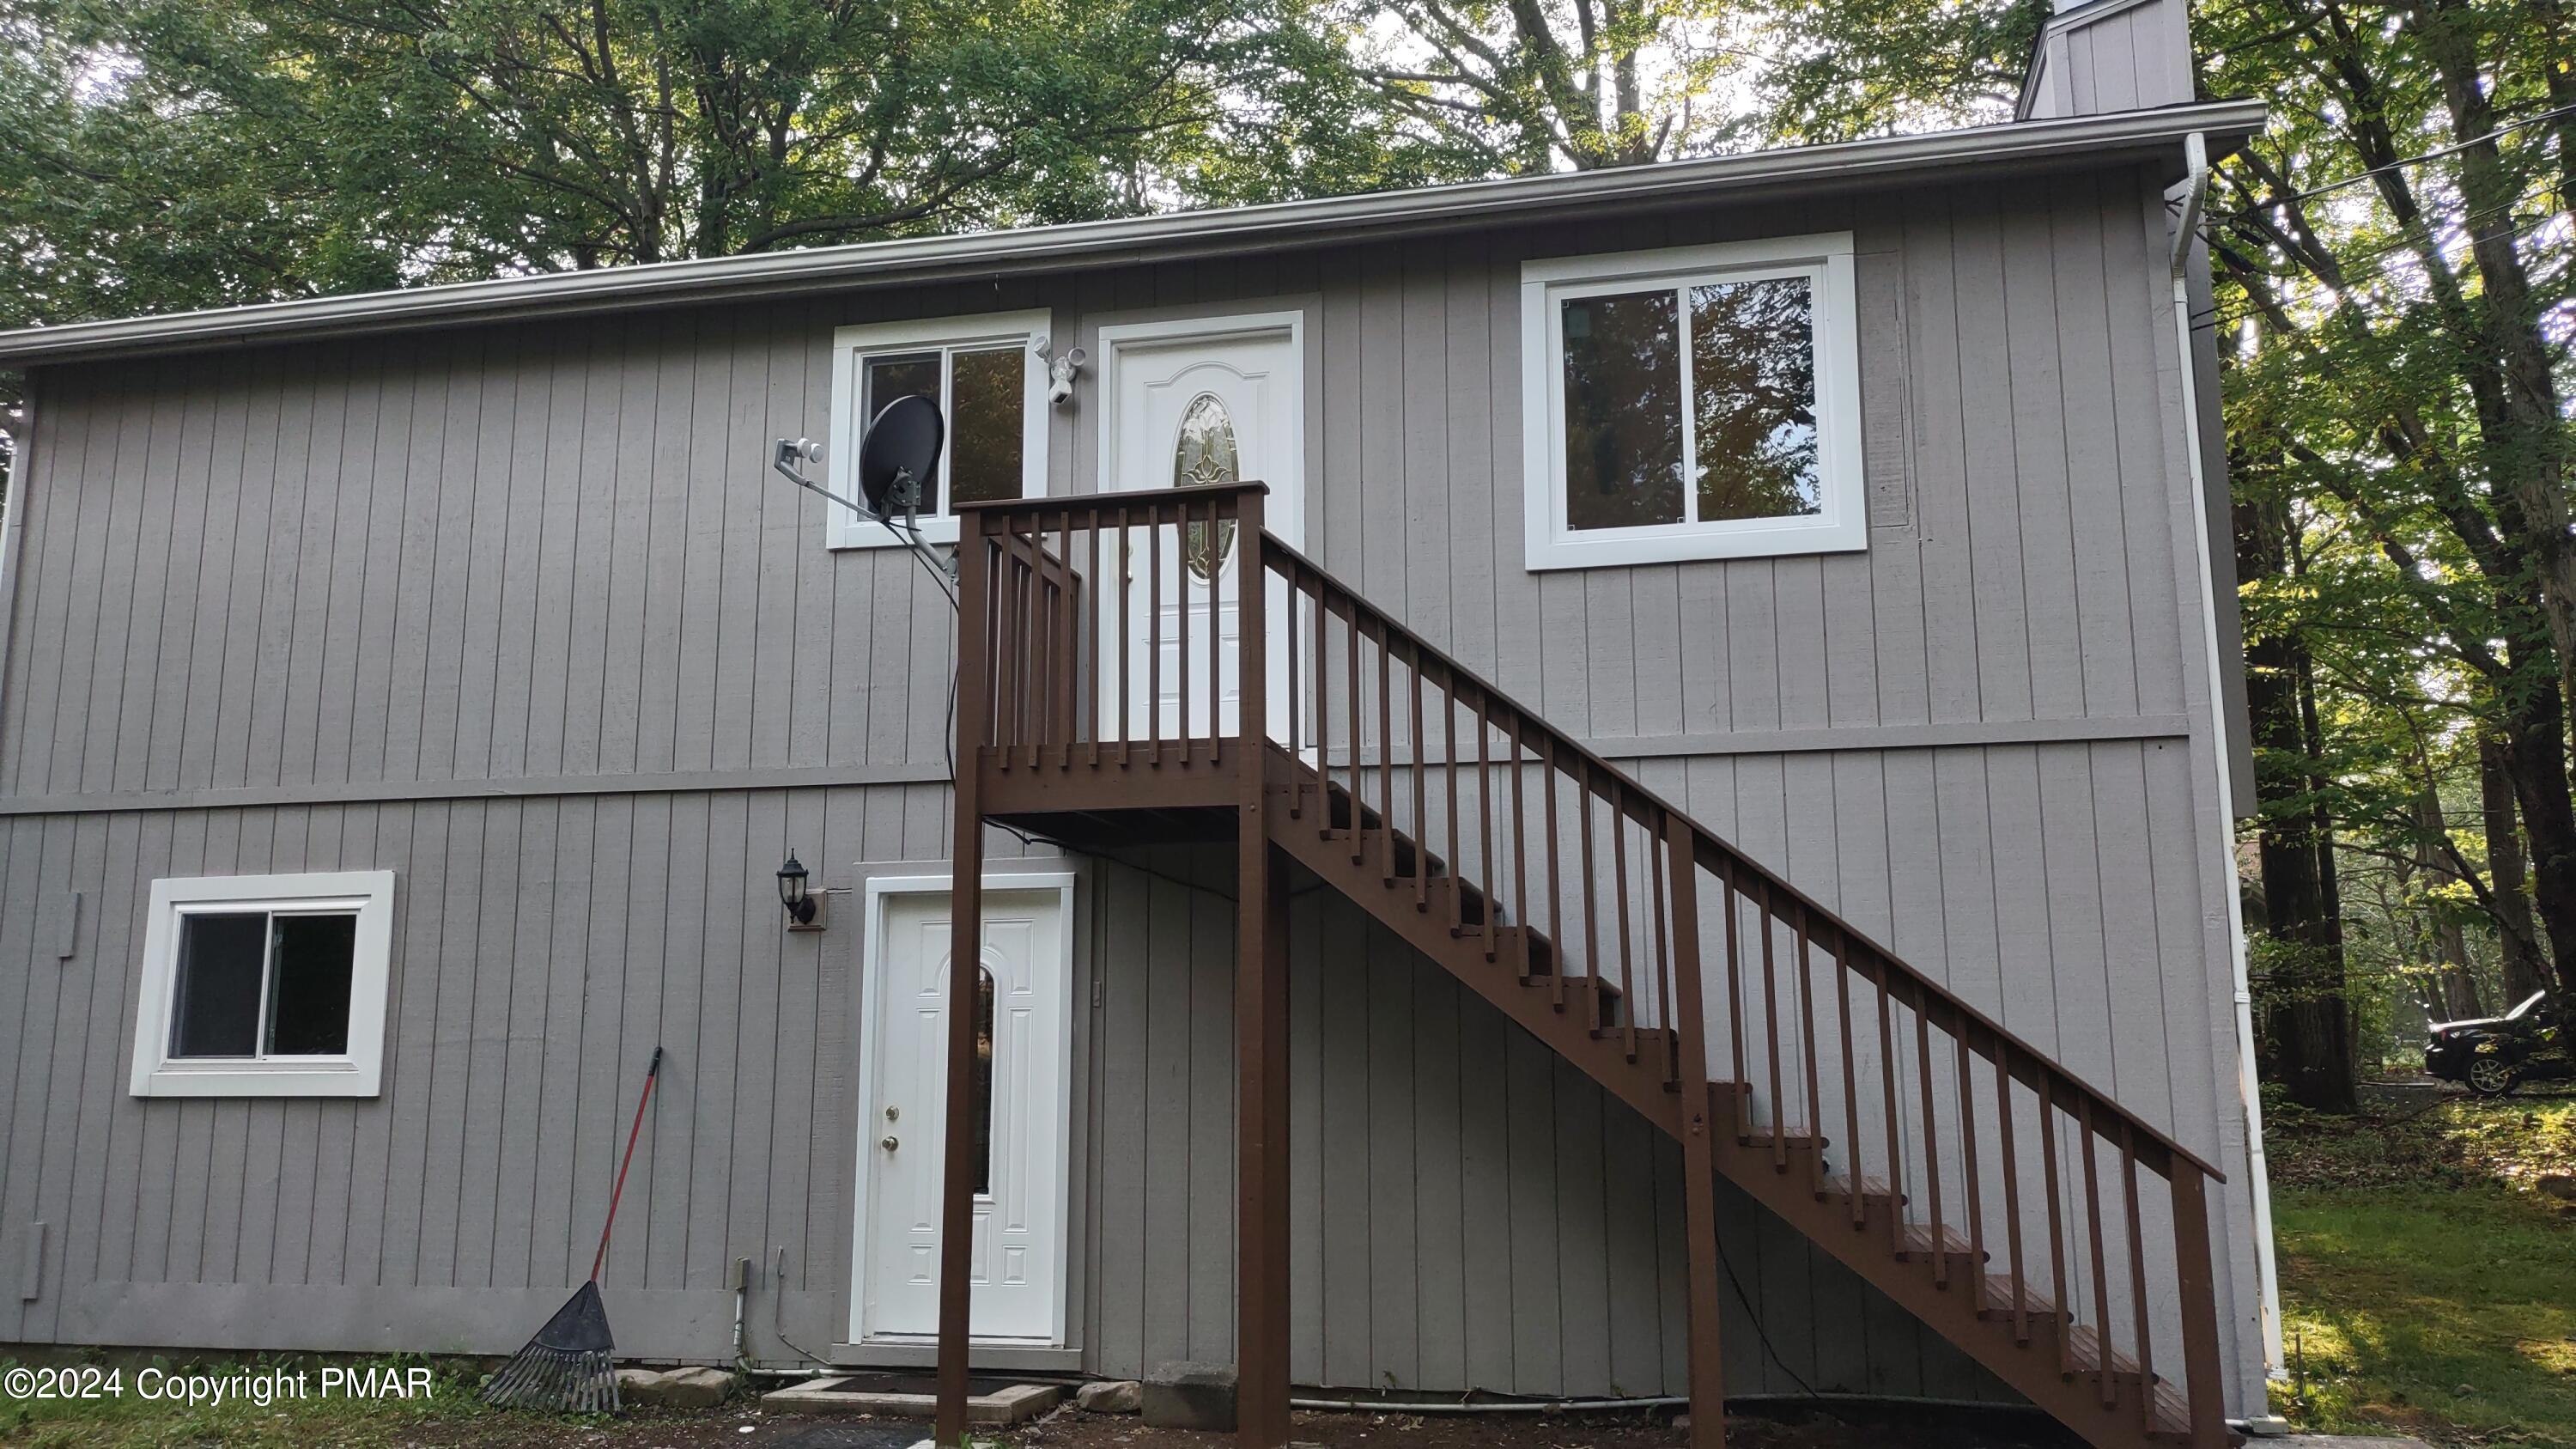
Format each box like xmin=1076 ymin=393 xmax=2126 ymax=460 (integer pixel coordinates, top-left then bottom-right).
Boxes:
xmin=1237 ymin=840 xmax=1291 ymax=1446
xmin=935 ymin=520 xmax=993 ymax=1445
xmin=2168 ymin=1166 xmax=2231 ymax=1449
xmin=1663 ymin=813 xmax=1728 ymax=1448
xmin=1234 ymin=490 xmax=1291 ymax=1448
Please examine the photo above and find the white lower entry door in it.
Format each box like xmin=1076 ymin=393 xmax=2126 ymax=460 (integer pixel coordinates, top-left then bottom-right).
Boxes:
xmin=1097 ymin=312 xmax=1306 ymax=744
xmin=852 ymin=875 xmax=1074 ymax=1344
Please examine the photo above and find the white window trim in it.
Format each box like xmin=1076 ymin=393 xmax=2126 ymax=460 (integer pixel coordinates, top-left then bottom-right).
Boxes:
xmin=127 ymin=870 xmax=397 ymax=1098
xmin=824 ymin=310 xmax=1052 ymax=550
xmin=1519 ymin=233 xmax=1866 ymax=571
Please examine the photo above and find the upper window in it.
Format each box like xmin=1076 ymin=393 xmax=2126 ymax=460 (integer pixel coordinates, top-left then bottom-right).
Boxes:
xmin=1520 ymin=234 xmax=1864 ymax=569
xmin=825 ymin=310 xmax=1051 ymax=549
xmin=128 ymin=871 xmax=396 ymax=1098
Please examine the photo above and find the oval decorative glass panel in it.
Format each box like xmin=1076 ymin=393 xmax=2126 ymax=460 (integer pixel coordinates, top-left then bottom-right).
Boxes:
xmin=1171 ymin=391 xmax=1238 ymax=581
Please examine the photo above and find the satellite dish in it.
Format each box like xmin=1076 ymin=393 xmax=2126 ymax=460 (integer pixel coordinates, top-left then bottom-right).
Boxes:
xmin=857 ymin=393 xmax=945 ymax=516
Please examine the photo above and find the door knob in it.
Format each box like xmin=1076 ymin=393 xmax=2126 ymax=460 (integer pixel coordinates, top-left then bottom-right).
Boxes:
xmin=881 ymin=1135 xmax=900 ymax=1151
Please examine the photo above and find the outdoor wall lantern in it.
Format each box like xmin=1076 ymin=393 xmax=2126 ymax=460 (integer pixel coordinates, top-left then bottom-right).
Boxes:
xmin=777 ymin=852 xmax=825 ymax=931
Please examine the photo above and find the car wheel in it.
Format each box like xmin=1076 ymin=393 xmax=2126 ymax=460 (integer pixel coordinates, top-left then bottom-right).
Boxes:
xmin=2466 ymin=1055 xmax=2518 ymax=1098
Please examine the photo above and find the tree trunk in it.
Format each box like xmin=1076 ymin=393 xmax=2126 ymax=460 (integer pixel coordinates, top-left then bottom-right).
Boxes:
xmin=2412 ymin=788 xmax=2484 ymax=1020
xmin=2236 ymin=495 xmax=2361 ymax=1113
xmin=2478 ymin=729 xmax=2551 ymax=1003
xmin=2498 ymin=645 xmax=2576 ymax=1003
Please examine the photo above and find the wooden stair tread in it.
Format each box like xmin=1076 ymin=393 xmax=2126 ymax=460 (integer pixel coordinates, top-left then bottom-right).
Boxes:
xmin=2065 ymin=1324 xmax=2193 ymax=1438
xmin=1978 ymin=1275 xmax=2063 ymax=1324
xmin=1257 ymin=743 xmax=2219 ymax=1449
xmin=1817 ymin=1173 xmax=1905 ymax=1204
xmin=1899 ymin=1223 xmax=1989 ymax=1259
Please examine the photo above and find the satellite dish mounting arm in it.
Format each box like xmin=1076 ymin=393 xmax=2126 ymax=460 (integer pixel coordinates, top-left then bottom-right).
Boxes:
xmin=771 ymin=436 xmax=960 ymax=589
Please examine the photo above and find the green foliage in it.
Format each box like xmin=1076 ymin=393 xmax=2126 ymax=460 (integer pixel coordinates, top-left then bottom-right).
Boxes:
xmin=1300 ymin=0 xmax=1768 ymax=174
xmin=0 ymin=0 xmax=1467 ymax=338
xmin=1754 ymin=0 xmax=2047 ymax=143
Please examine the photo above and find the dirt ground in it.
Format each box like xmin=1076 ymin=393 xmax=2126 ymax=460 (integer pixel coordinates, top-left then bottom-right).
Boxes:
xmin=410 ymin=1398 xmax=2086 ymax=1449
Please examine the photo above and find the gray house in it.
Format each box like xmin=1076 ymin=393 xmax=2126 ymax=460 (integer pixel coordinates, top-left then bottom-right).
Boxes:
xmin=0 ymin=5 xmax=2271 ymax=1446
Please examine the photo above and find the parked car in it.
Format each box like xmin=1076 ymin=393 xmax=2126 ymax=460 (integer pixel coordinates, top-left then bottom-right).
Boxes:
xmin=2426 ymin=990 xmax=2569 ymax=1097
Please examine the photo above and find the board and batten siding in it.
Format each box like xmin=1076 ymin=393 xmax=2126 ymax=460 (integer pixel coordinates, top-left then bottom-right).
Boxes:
xmin=0 ymin=159 xmax=2257 ymax=1403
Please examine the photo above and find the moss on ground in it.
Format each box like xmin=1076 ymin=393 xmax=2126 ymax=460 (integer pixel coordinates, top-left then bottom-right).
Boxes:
xmin=2267 ymin=1092 xmax=2576 ymax=1446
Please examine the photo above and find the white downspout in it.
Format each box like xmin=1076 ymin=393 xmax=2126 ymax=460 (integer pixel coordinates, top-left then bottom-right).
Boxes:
xmin=2169 ymin=130 xmax=2290 ymax=1414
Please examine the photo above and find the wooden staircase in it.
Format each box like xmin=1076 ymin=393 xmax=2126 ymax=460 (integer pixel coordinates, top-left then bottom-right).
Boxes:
xmin=932 ymin=484 xmax=2234 ymax=1449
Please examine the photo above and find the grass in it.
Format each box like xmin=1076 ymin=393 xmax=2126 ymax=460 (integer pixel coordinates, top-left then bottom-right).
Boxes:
xmin=0 ymin=1357 xmax=504 ymax=1448
xmin=2267 ymin=1092 xmax=2576 ymax=1447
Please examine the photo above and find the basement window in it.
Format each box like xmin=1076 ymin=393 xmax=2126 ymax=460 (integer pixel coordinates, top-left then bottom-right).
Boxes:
xmin=129 ymin=872 xmax=397 ymax=1098
xmin=1520 ymin=234 xmax=1866 ymax=569
xmin=824 ymin=310 xmax=1051 ymax=550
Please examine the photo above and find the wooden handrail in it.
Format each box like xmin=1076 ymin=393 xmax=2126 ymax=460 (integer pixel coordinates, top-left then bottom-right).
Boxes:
xmin=1256 ymin=528 xmax=2222 ymax=1184
xmin=953 ymin=491 xmax=2233 ymax=1446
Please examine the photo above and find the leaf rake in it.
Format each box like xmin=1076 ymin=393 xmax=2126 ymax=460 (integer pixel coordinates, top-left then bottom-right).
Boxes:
xmin=483 ymin=1045 xmax=663 ymax=1413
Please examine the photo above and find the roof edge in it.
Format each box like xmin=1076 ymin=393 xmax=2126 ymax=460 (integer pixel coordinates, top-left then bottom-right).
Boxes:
xmin=0 ymin=100 xmax=2263 ymax=368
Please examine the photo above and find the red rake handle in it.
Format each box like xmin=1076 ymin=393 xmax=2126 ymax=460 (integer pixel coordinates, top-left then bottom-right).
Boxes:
xmin=591 ymin=1046 xmax=664 ymax=1283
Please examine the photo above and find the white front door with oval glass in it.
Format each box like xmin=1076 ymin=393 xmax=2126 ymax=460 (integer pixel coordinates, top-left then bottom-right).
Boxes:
xmin=853 ymin=876 xmax=1072 ymax=1345
xmin=1097 ymin=313 xmax=1305 ymax=744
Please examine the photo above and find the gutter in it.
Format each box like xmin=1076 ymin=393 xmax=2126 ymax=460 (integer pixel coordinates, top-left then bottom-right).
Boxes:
xmin=0 ymin=381 xmax=31 ymax=768
xmin=0 ymin=100 xmax=2263 ymax=368
xmin=2166 ymin=132 xmax=2290 ymax=1412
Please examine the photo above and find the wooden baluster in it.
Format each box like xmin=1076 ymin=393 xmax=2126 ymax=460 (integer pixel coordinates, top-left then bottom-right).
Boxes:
xmin=1834 ymin=928 xmax=1865 ymax=1230
xmin=1725 ymin=858 xmax=1751 ymax=1143
xmin=1025 ymin=528 xmax=1046 ymax=758
xmin=1544 ymin=735 xmax=1565 ymax=1011
xmin=1795 ymin=907 xmax=1825 ymax=1202
xmin=1650 ymin=819 xmax=1676 ymax=1084
xmin=1476 ymin=689 xmax=1498 ymax=960
xmin=1412 ymin=661 xmax=1430 ymax=911
xmin=1443 ymin=672 xmax=1461 ymax=935
xmin=2122 ymin=1122 xmax=2154 ymax=1432
xmin=1207 ymin=496 xmax=1223 ymax=764
xmin=1873 ymin=948 xmax=1901 ymax=1256
xmin=2042 ymin=1074 xmax=2070 ymax=1378
xmin=1578 ymin=766 xmax=1602 ymax=1035
xmin=1612 ymin=789 xmax=1637 ymax=1062
xmin=1759 ymin=880 xmax=1787 ymax=1172
xmin=1088 ymin=510 xmax=1103 ymax=765
xmin=1313 ymin=563 xmax=1328 ymax=811
xmin=1176 ymin=501 xmax=1193 ymax=756
xmin=1024 ymin=530 xmax=1045 ymax=766
xmin=1509 ymin=713 xmax=1530 ymax=978
xmin=1285 ymin=557 xmax=1301 ymax=790
xmin=1033 ymin=528 xmax=1053 ymax=760
xmin=1377 ymin=622 xmax=1394 ymax=886
xmin=1916 ymin=1000 xmax=1945 ymax=1285
xmin=1116 ymin=508 xmax=1132 ymax=761
xmin=1956 ymin=1016 xmax=1986 ymax=1307
xmin=1056 ymin=506 xmax=1077 ymax=762
xmin=1149 ymin=504 xmax=1164 ymax=765
xmin=995 ymin=531 xmax=1022 ymax=767
xmin=2080 ymin=1095 xmax=2114 ymax=1408
xmin=1347 ymin=600 xmax=1364 ymax=865
xmin=1996 ymin=1044 xmax=2029 ymax=1342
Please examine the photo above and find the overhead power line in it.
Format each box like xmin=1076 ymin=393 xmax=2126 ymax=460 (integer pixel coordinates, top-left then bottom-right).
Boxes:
xmin=2239 ymin=100 xmax=2576 ymax=210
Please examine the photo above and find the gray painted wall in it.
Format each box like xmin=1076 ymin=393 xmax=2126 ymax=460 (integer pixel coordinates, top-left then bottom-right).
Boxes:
xmin=2023 ymin=0 xmax=2198 ymax=121
xmin=0 ymin=161 xmax=2259 ymax=1405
